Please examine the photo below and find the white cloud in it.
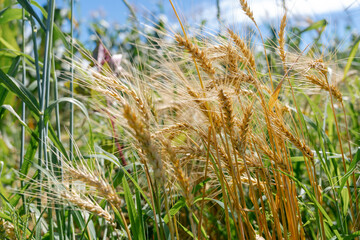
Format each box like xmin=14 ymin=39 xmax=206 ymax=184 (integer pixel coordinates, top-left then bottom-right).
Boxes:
xmin=196 ymin=0 xmax=360 ymax=26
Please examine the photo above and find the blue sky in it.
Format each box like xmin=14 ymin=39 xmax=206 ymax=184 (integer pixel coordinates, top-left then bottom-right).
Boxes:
xmin=61 ymin=0 xmax=360 ymax=30
xmin=40 ymin=0 xmax=360 ymax=48
xmin=75 ymin=1 xmax=360 ymax=21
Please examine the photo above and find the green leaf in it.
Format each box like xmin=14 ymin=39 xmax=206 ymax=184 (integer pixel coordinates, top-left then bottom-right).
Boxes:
xmin=0 ymin=211 xmax=11 ymax=221
xmin=71 ymin=209 xmax=97 ymax=240
xmin=48 ymin=124 xmax=69 ymax=161
xmin=191 ymin=212 xmax=209 ymax=239
xmin=112 ymin=167 xmax=124 ymax=188
xmin=300 ymin=19 xmax=327 ymax=34
xmin=44 ymin=97 xmax=89 ymax=124
xmin=19 ymin=126 xmax=39 ymax=176
xmin=163 ymin=198 xmax=186 ymax=223
xmin=133 ymin=162 xmax=146 ymax=240
xmin=343 ymin=37 xmax=360 ymax=80
xmin=7 ymin=56 xmax=21 ymax=77
xmin=122 ymin=176 xmax=142 ymax=240
xmin=0 ymin=36 xmax=20 ymax=52
xmin=177 ymin=221 xmax=194 ymax=238
xmin=121 ymin=164 xmax=152 ymax=209
xmin=112 ymin=206 xmax=127 ymax=231
xmin=17 ymin=0 xmax=46 ymax=30
xmin=290 ymin=156 xmax=306 ymax=162
xmin=0 ymin=69 xmax=40 ymax=116
xmin=0 ymin=105 xmax=32 ymax=133
xmin=0 ymin=56 xmax=21 ymax=119
xmin=340 ymin=187 xmax=349 ymax=216
xmin=344 ymin=231 xmax=360 ymax=240
xmin=0 ymin=8 xmax=22 ymax=24
xmin=339 ymin=148 xmax=360 ymax=193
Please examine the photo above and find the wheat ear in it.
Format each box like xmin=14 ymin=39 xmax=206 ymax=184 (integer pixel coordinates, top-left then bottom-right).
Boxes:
xmin=123 ymin=104 xmax=165 ymax=182
xmin=236 ymin=102 xmax=253 ymax=147
xmin=272 ymin=118 xmax=314 ymax=160
xmin=64 ymin=165 xmax=123 ymax=209
xmin=175 ymin=34 xmax=216 ymax=76
xmin=239 ymin=0 xmax=255 ymax=23
xmin=228 ymin=29 xmax=256 ymax=70
xmin=152 ymin=123 xmax=191 ymax=139
xmin=187 ymin=87 xmax=222 ymax=132
xmin=163 ymin=140 xmax=192 ymax=202
xmin=305 ymin=74 xmax=342 ymax=102
xmin=219 ymin=89 xmax=235 ymax=131
xmin=278 ymin=13 xmax=287 ymax=63
xmin=61 ymin=191 xmax=115 ymax=226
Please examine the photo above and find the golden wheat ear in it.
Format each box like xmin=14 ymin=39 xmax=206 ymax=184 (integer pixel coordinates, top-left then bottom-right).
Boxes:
xmin=278 ymin=13 xmax=287 ymax=64
xmin=305 ymin=74 xmax=342 ymax=102
xmin=239 ymin=0 xmax=256 ymax=24
xmin=61 ymin=191 xmax=115 ymax=227
xmin=218 ymin=89 xmax=235 ymax=131
xmin=228 ymin=29 xmax=256 ymax=70
xmin=175 ymin=34 xmax=216 ymax=77
xmin=123 ymin=104 xmax=166 ymax=182
xmin=63 ymin=163 xmax=123 ymax=210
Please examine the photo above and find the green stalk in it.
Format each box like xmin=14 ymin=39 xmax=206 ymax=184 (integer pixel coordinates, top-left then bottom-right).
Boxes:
xmin=51 ymin=49 xmax=62 ymax=175
xmin=29 ymin=13 xmax=42 ymax=240
xmin=29 ymin=18 xmax=42 ymax=101
xmin=50 ymin=44 xmax=64 ymax=238
xmin=70 ymin=0 xmax=74 ymax=162
xmin=68 ymin=1 xmax=75 ymax=239
xmin=39 ymin=0 xmax=55 ymax=173
xmin=20 ymin=6 xmax=27 ymax=217
xmin=36 ymin=0 xmax=55 ymax=239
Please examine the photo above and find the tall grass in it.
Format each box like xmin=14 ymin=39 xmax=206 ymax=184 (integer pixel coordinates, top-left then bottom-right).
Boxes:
xmin=0 ymin=0 xmax=359 ymax=239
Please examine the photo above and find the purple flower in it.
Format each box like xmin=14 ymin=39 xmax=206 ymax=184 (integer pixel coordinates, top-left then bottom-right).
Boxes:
xmin=92 ymin=42 xmax=123 ymax=75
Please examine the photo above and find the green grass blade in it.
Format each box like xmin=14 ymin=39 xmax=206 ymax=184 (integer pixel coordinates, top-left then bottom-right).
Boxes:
xmin=299 ymin=19 xmax=327 ymax=34
xmin=48 ymin=124 xmax=69 ymax=161
xmin=44 ymin=97 xmax=89 ymax=124
xmin=17 ymin=0 xmax=46 ymax=30
xmin=339 ymin=148 xmax=360 ymax=192
xmin=163 ymin=198 xmax=186 ymax=223
xmin=0 ymin=8 xmax=22 ymax=24
xmin=122 ymin=176 xmax=143 ymax=240
xmin=0 ymin=69 xmax=40 ymax=115
xmin=343 ymin=37 xmax=360 ymax=80
xmin=0 ymin=105 xmax=32 ymax=134
xmin=0 ymin=56 xmax=21 ymax=119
